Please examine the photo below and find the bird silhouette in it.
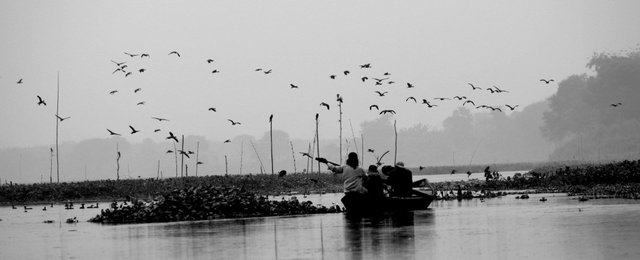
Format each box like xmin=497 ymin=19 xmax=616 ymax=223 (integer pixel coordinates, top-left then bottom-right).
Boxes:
xmin=255 ymin=68 xmax=262 ymax=72
xmin=611 ymin=102 xmax=622 ymax=107
xmin=17 ymin=78 xmax=23 ymax=84
xmin=206 ymin=59 xmax=214 ymax=63
xmin=263 ymin=69 xmax=272 ymax=74
xmin=112 ymin=67 xmax=125 ymax=74
xmin=336 ymin=94 xmax=343 ymax=103
xmin=360 ymin=63 xmax=371 ymax=68
xmin=367 ymin=149 xmax=375 ymax=153
xmin=361 ymin=77 xmax=368 ymax=82
xmin=492 ymin=86 xmax=508 ymax=93
xmin=224 ymin=139 xmax=231 ymax=143
xmin=124 ymin=52 xmax=138 ymax=57
xmin=168 ymin=51 xmax=180 ymax=57
xmin=299 ymin=152 xmax=312 ymax=158
xmin=320 ymin=102 xmax=330 ymax=110
xmin=343 ymin=70 xmax=350 ymax=76
xmin=107 ymin=129 xmax=121 ymax=136
xmin=187 ymin=151 xmax=195 ymax=155
xmin=211 ymin=70 xmax=220 ymax=74
xmin=178 ymin=150 xmax=190 ymax=158
xmin=290 ymin=84 xmax=299 ymax=89
xmin=140 ymin=53 xmax=150 ymax=58
xmin=134 ymin=88 xmax=142 ymax=93
xmin=407 ymin=83 xmax=415 ymax=88
xmin=228 ymin=119 xmax=241 ymax=125
xmin=406 ymin=97 xmax=417 ymax=103
xmin=372 ymin=77 xmax=389 ymax=83
xmin=505 ymin=104 xmax=519 ymax=110
xmin=374 ymin=91 xmax=387 ymax=97
xmin=208 ymin=107 xmax=216 ymax=112
xmin=468 ymin=83 xmax=482 ymax=90
xmin=129 ymin=125 xmax=140 ymax=134
xmin=197 ymin=161 xmax=203 ymax=165
xmin=166 ymin=150 xmax=174 ymax=153
xmin=383 ymin=72 xmax=391 ymax=76
xmin=387 ymin=81 xmax=395 ymax=85
xmin=490 ymin=106 xmax=503 ymax=112
xmin=111 ymin=60 xmax=126 ymax=67
xmin=167 ymin=132 xmax=179 ymax=142
xmin=463 ymin=100 xmax=476 ymax=106
xmin=453 ymin=96 xmax=466 ymax=100
xmin=329 ymin=75 xmax=336 ymax=79
xmin=55 ymin=114 xmax=70 ymax=121
xmin=540 ymin=79 xmax=554 ymax=84
xmin=434 ymin=97 xmax=450 ymax=101
xmin=419 ymin=166 xmax=425 ymax=171
xmin=379 ymin=110 xmax=396 ymax=115
xmin=154 ymin=129 xmax=161 ymax=132
xmin=137 ymin=101 xmax=145 ymax=106
xmin=125 ymin=72 xmax=132 ymax=77
xmin=486 ymin=88 xmax=496 ymax=93
xmin=369 ymin=104 xmax=379 ymax=110
xmin=37 ymin=96 xmax=46 ymax=106
xmin=138 ymin=68 xmax=146 ymax=73
xmin=152 ymin=117 xmax=169 ymax=122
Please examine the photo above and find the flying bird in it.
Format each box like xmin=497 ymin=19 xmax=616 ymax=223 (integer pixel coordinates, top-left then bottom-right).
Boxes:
xmin=152 ymin=117 xmax=169 ymax=122
xmin=263 ymin=69 xmax=272 ymax=74
xmin=492 ymin=86 xmax=509 ymax=93
xmin=154 ymin=129 xmax=161 ymax=132
xmin=434 ymin=97 xmax=450 ymax=101
xmin=290 ymin=84 xmax=299 ymax=89
xmin=138 ymin=68 xmax=146 ymax=73
xmin=17 ymin=79 xmax=23 ymax=84
xmin=505 ymin=104 xmax=519 ymax=110
xmin=369 ymin=104 xmax=379 ymax=110
xmin=55 ymin=114 xmax=70 ymax=121
xmin=224 ymin=139 xmax=231 ymax=143
xmin=167 ymin=132 xmax=179 ymax=142
xmin=125 ymin=72 xmax=132 ymax=77
xmin=360 ymin=63 xmax=371 ymax=68
xmin=611 ymin=102 xmax=622 ymax=107
xmin=178 ymin=150 xmax=190 ymax=158
xmin=228 ymin=119 xmax=241 ymax=125
xmin=407 ymin=83 xmax=415 ymax=88
xmin=197 ymin=161 xmax=203 ymax=165
xmin=299 ymin=152 xmax=312 ymax=158
xmin=37 ymin=96 xmax=46 ymax=106
xmin=468 ymin=83 xmax=482 ymax=90
xmin=124 ymin=52 xmax=138 ymax=57
xmin=320 ymin=102 xmax=330 ymax=110
xmin=379 ymin=110 xmax=396 ymax=115
xmin=463 ymin=100 xmax=476 ymax=106
xmin=383 ymin=72 xmax=391 ymax=76
xmin=107 ymin=129 xmax=121 ymax=136
xmin=361 ymin=77 xmax=368 ymax=82
xmin=343 ymin=70 xmax=350 ymax=76
xmin=134 ymin=88 xmax=142 ymax=93
xmin=140 ymin=53 xmax=150 ymax=58
xmin=374 ymin=91 xmax=387 ymax=97
xmin=137 ymin=101 xmax=145 ymax=106
xmin=329 ymin=75 xmax=336 ymax=79
xmin=206 ymin=59 xmax=214 ymax=63
xmin=453 ymin=96 xmax=466 ymax=100
xmin=540 ymin=79 xmax=554 ymax=84
xmin=166 ymin=150 xmax=174 ymax=154
xmin=168 ymin=51 xmax=180 ymax=57
xmin=406 ymin=97 xmax=417 ymax=103
xmin=336 ymin=94 xmax=343 ymax=103
xmin=211 ymin=70 xmax=220 ymax=74
xmin=111 ymin=60 xmax=126 ymax=67
xmin=208 ymin=107 xmax=216 ymax=112
xmin=129 ymin=125 xmax=140 ymax=134
xmin=367 ymin=149 xmax=375 ymax=153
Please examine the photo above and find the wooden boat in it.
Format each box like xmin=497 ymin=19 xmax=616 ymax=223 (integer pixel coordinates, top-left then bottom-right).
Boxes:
xmin=342 ymin=179 xmax=436 ymax=213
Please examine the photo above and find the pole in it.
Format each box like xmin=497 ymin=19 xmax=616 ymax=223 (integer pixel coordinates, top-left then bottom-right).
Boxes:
xmin=393 ymin=120 xmax=398 ymax=165
xmin=290 ymin=141 xmax=297 ymax=173
xmin=55 ymin=72 xmax=60 ymax=183
xmin=239 ymin=140 xmax=244 ymax=175
xmin=173 ymin=142 xmax=178 ymax=177
xmin=306 ymin=142 xmax=311 ymax=173
xmin=250 ymin=140 xmax=265 ymax=174
xmin=316 ymin=113 xmax=320 ymax=173
xmin=338 ymin=101 xmax=342 ymax=165
xmin=195 ymin=141 xmax=200 ymax=177
xmin=116 ymin=143 xmax=120 ymax=180
xmin=180 ymin=135 xmax=185 ymax=177
xmin=49 ymin=148 xmax=53 ymax=183
xmin=361 ymin=133 xmax=364 ymax=167
xmin=224 ymin=155 xmax=228 ymax=175
xmin=270 ymin=114 xmax=274 ymax=174
xmin=157 ymin=160 xmax=160 ymax=179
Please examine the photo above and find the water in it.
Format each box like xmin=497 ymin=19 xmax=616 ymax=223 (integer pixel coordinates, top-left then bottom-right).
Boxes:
xmin=2 ymin=194 xmax=640 ymax=259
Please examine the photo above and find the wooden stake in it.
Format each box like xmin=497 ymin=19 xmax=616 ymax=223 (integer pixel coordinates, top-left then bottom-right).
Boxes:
xmin=173 ymin=142 xmax=178 ymax=177
xmin=195 ymin=141 xmax=200 ymax=177
xmin=180 ymin=135 xmax=185 ymax=177
xmin=116 ymin=143 xmax=120 ymax=180
xmin=270 ymin=114 xmax=274 ymax=174
xmin=250 ymin=140 xmax=265 ymax=174
xmin=224 ymin=155 xmax=228 ymax=175
xmin=289 ymin=141 xmax=297 ymax=173
xmin=239 ymin=140 xmax=244 ymax=175
xmin=393 ymin=120 xmax=398 ymax=165
xmin=315 ymin=113 xmax=320 ymax=173
xmin=157 ymin=160 xmax=160 ymax=179
xmin=55 ymin=72 xmax=60 ymax=183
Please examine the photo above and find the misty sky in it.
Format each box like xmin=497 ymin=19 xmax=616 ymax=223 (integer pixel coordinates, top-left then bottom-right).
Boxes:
xmin=1 ymin=0 xmax=639 ymax=149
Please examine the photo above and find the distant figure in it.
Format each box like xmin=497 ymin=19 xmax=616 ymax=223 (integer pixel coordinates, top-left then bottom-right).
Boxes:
xmin=484 ymin=166 xmax=492 ymax=181
xmin=467 ymin=171 xmax=472 ymax=177
xmin=278 ymin=170 xmax=287 ymax=177
xmin=385 ymin=162 xmax=413 ymax=197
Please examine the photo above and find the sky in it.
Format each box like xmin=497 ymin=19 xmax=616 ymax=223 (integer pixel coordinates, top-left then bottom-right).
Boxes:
xmin=1 ymin=0 xmax=640 ymax=149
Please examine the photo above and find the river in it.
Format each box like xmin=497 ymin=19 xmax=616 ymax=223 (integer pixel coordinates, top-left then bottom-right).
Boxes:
xmin=2 ymin=192 xmax=640 ymax=259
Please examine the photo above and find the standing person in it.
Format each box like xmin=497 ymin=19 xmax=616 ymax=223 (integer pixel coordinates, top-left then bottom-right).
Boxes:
xmin=385 ymin=162 xmax=413 ymax=197
xmin=484 ymin=166 xmax=492 ymax=182
xmin=319 ymin=152 xmax=368 ymax=211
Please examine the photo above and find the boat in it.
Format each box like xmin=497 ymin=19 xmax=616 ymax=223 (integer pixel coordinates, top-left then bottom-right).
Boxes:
xmin=342 ymin=178 xmax=436 ymax=214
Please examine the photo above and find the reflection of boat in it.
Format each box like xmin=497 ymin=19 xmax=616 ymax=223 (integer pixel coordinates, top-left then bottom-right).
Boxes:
xmin=342 ymin=179 xmax=435 ymax=214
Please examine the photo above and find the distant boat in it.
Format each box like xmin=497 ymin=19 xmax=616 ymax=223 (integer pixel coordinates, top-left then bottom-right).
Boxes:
xmin=342 ymin=179 xmax=435 ymax=214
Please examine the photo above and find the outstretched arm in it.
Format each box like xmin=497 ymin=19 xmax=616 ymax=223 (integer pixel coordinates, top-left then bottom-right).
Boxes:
xmin=328 ymin=165 xmax=344 ymax=173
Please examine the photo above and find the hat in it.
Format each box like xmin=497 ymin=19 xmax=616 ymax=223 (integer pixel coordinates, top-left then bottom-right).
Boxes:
xmin=367 ymin=165 xmax=378 ymax=172
xmin=396 ymin=161 xmax=405 ymax=167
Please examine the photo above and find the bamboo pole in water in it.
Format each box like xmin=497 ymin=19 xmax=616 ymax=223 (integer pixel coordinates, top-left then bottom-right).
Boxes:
xmin=116 ymin=143 xmax=120 ymax=180
xmin=269 ymin=114 xmax=274 ymax=174
xmin=224 ymin=155 xmax=228 ymax=175
xmin=289 ymin=141 xmax=297 ymax=173
xmin=181 ymin=135 xmax=185 ymax=177
xmin=394 ymin=120 xmax=398 ymax=165
xmin=315 ymin=113 xmax=320 ymax=173
xmin=195 ymin=142 xmax=200 ymax=177
xmin=173 ymin=142 xmax=178 ymax=177
xmin=338 ymin=98 xmax=343 ymax=165
xmin=250 ymin=140 xmax=265 ymax=174
xmin=157 ymin=160 xmax=160 ymax=179
xmin=239 ymin=140 xmax=244 ymax=175
xmin=55 ymin=72 xmax=60 ymax=183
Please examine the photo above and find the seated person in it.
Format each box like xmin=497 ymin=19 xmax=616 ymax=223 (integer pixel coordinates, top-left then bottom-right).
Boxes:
xmin=384 ymin=162 xmax=413 ymax=197
xmin=363 ymin=165 xmax=385 ymax=199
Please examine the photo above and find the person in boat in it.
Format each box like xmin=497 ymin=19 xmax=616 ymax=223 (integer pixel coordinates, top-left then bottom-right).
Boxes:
xmin=364 ymin=165 xmax=385 ymax=199
xmin=322 ymin=152 xmax=368 ymax=210
xmin=484 ymin=166 xmax=492 ymax=181
xmin=385 ymin=162 xmax=413 ymax=197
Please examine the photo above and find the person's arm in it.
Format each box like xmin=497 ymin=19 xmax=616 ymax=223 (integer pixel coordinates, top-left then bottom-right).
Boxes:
xmin=328 ymin=165 xmax=344 ymax=173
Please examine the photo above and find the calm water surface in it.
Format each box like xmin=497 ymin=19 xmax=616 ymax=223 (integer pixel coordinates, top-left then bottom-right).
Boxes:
xmin=2 ymin=193 xmax=640 ymax=259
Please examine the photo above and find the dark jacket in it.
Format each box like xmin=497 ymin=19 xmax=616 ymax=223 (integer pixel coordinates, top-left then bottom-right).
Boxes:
xmin=386 ymin=167 xmax=413 ymax=197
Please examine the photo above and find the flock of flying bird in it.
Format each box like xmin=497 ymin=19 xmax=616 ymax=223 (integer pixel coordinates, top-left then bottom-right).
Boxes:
xmin=12 ymin=50 xmax=626 ymax=169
